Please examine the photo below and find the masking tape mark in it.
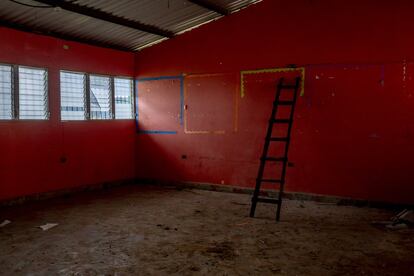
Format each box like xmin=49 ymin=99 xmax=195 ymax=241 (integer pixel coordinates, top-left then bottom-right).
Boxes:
xmin=138 ymin=75 xmax=183 ymax=81
xmin=186 ymin=73 xmax=229 ymax=78
xmin=139 ymin=130 xmax=178 ymax=134
xmin=135 ymin=79 xmax=139 ymax=133
xmin=179 ymin=76 xmax=184 ymax=125
xmin=233 ymin=83 xmax=239 ymax=133
xmin=240 ymin=67 xmax=306 ymax=98
xmin=300 ymin=68 xmax=305 ymax=97
xmin=136 ymin=75 xmax=184 ymax=134
xmin=183 ymin=73 xmax=236 ymax=135
xmin=184 ymin=130 xmax=226 ymax=134
xmin=183 ymin=78 xmax=189 ymax=132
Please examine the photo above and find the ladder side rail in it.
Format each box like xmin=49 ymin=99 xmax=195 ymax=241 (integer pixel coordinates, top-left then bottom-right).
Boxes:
xmin=275 ymin=77 xmax=301 ymax=221
xmin=250 ymin=78 xmax=285 ymax=217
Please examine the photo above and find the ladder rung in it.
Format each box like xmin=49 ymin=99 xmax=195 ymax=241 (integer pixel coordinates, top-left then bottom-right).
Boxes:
xmin=275 ymin=101 xmax=294 ymax=106
xmin=279 ymin=84 xmax=297 ymax=89
xmin=272 ymin=119 xmax=291 ymax=124
xmin=269 ymin=137 xmax=288 ymax=142
xmin=255 ymin=197 xmax=280 ymax=204
xmin=261 ymin=157 xmax=287 ymax=162
xmin=259 ymin=178 xmax=283 ymax=184
xmin=250 ymin=77 xmax=301 ymax=221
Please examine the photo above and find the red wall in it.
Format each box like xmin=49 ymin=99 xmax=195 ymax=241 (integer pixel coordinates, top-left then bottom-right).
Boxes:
xmin=1 ymin=0 xmax=413 ymax=204
xmin=135 ymin=0 xmax=414 ymax=204
xmin=0 ymin=27 xmax=136 ymax=201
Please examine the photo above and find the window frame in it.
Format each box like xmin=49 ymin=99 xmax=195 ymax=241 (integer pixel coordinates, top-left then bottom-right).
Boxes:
xmin=0 ymin=63 xmax=49 ymax=121
xmin=113 ymin=76 xmax=135 ymax=120
xmin=0 ymin=63 xmax=135 ymax=122
xmin=59 ymin=69 xmax=135 ymax=122
xmin=17 ymin=65 xmax=50 ymax=120
xmin=0 ymin=62 xmax=14 ymax=121
xmin=59 ymin=70 xmax=88 ymax=121
xmin=89 ymin=73 xmax=113 ymax=121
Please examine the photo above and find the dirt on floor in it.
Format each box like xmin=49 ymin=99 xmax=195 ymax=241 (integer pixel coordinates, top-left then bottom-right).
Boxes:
xmin=0 ymin=184 xmax=413 ymax=276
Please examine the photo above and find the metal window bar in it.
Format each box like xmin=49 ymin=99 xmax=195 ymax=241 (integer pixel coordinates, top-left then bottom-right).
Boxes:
xmin=60 ymin=71 xmax=86 ymax=121
xmin=18 ymin=66 xmax=48 ymax=120
xmin=111 ymin=77 xmax=115 ymax=119
xmin=13 ymin=65 xmax=19 ymax=119
xmin=0 ymin=64 xmax=13 ymax=120
xmin=89 ymin=75 xmax=112 ymax=120
xmin=114 ymin=77 xmax=133 ymax=119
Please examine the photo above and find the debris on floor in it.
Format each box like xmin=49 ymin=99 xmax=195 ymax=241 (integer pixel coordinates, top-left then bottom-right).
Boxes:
xmin=393 ymin=209 xmax=414 ymax=224
xmin=1 ymin=186 xmax=413 ymax=275
xmin=230 ymin=201 xmax=248 ymax=206
xmin=38 ymin=223 xmax=58 ymax=231
xmin=386 ymin=223 xmax=408 ymax=230
xmin=156 ymin=224 xmax=178 ymax=231
xmin=204 ymin=241 xmax=237 ymax=260
xmin=372 ymin=209 xmax=413 ymax=230
xmin=233 ymin=221 xmax=250 ymax=227
xmin=317 ymin=202 xmax=337 ymax=206
xmin=0 ymin=219 xmax=11 ymax=227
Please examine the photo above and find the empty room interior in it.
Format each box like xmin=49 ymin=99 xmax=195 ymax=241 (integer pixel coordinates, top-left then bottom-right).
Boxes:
xmin=1 ymin=0 xmax=414 ymax=275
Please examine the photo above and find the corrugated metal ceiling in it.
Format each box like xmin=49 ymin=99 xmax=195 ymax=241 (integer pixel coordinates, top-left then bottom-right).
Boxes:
xmin=0 ymin=0 xmax=261 ymax=51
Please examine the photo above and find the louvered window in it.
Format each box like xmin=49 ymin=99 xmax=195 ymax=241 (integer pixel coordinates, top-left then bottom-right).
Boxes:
xmin=18 ymin=66 xmax=48 ymax=120
xmin=90 ymin=75 xmax=111 ymax=120
xmin=114 ymin=77 xmax=134 ymax=119
xmin=0 ymin=64 xmax=13 ymax=120
xmin=60 ymin=71 xmax=86 ymax=120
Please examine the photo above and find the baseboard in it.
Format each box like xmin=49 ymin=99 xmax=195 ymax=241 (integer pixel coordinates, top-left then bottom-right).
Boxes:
xmin=1 ymin=178 xmax=412 ymax=210
xmin=0 ymin=178 xmax=136 ymax=207
xmin=137 ymin=178 xmax=414 ymax=210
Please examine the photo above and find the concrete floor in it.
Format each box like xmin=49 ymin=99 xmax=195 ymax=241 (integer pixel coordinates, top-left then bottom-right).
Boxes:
xmin=0 ymin=184 xmax=413 ymax=275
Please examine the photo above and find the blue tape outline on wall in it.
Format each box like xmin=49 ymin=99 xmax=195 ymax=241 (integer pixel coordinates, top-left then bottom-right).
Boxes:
xmin=135 ymin=75 xmax=184 ymax=134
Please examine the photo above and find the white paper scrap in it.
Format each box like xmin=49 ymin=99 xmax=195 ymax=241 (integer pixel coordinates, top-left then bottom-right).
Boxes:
xmin=0 ymin=220 xmax=11 ymax=227
xmin=39 ymin=223 xmax=58 ymax=231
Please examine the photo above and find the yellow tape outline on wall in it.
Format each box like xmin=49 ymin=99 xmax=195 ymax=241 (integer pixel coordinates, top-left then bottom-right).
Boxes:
xmin=240 ymin=67 xmax=305 ymax=98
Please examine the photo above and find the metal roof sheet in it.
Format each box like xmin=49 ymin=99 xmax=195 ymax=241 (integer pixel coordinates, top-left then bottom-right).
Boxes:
xmin=0 ymin=0 xmax=261 ymax=51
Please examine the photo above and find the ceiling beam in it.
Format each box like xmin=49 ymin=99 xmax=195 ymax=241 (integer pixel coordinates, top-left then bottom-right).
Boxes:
xmin=33 ymin=0 xmax=175 ymax=38
xmin=0 ymin=19 xmax=132 ymax=52
xmin=187 ymin=0 xmax=230 ymax=16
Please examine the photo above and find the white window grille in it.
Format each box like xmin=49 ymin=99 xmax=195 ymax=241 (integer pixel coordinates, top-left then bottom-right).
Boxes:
xmin=90 ymin=75 xmax=111 ymax=120
xmin=114 ymin=77 xmax=134 ymax=119
xmin=60 ymin=71 xmax=86 ymax=120
xmin=0 ymin=65 xmax=13 ymax=120
xmin=18 ymin=66 xmax=48 ymax=120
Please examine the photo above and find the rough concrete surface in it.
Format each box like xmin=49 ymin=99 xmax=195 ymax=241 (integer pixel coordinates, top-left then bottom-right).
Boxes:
xmin=0 ymin=185 xmax=413 ymax=275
